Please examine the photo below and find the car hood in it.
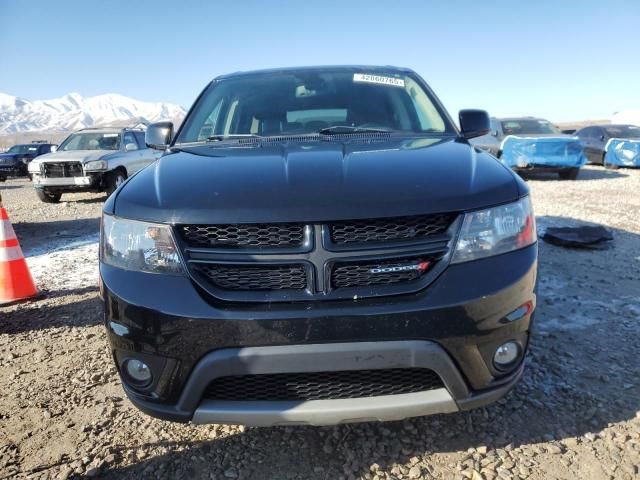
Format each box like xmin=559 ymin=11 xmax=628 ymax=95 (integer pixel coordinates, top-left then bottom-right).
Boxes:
xmin=31 ymin=150 xmax=114 ymax=165
xmin=112 ymin=136 xmax=522 ymax=224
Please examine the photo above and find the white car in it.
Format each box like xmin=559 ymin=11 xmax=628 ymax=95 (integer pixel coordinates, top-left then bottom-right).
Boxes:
xmin=29 ymin=127 xmax=162 ymax=203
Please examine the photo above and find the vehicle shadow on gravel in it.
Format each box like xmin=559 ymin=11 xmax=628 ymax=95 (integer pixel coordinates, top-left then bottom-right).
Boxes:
xmin=0 ymin=293 xmax=101 ymax=335
xmin=71 ymin=195 xmax=108 ymax=204
xmin=521 ymin=167 xmax=627 ymax=181
xmin=13 ymin=217 xmax=100 ymax=238
xmin=99 ymin=219 xmax=640 ymax=480
xmin=12 ymin=218 xmax=100 ymax=253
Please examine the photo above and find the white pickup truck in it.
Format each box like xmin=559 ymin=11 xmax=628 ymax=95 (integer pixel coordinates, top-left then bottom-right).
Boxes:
xmin=28 ymin=127 xmax=161 ymax=203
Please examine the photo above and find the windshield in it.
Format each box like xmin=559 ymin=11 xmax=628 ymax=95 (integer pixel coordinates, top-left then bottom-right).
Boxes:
xmin=176 ymin=70 xmax=453 ymax=143
xmin=605 ymin=125 xmax=640 ymax=139
xmin=8 ymin=144 xmax=39 ymax=154
xmin=58 ymin=132 xmax=121 ymax=151
xmin=501 ymin=119 xmax=560 ymax=135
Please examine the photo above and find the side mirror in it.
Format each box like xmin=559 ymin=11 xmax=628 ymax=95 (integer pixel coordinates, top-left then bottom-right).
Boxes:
xmin=459 ymin=109 xmax=491 ymax=139
xmin=50 ymin=145 xmax=58 ymax=153
xmin=125 ymin=142 xmax=138 ymax=152
xmin=146 ymin=122 xmax=174 ymax=150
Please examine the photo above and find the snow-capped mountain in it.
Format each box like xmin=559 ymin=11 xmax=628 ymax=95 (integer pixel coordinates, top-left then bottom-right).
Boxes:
xmin=0 ymin=92 xmax=186 ymax=134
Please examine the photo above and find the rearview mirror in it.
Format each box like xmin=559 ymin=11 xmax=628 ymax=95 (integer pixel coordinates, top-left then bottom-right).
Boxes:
xmin=459 ymin=109 xmax=491 ymax=139
xmin=50 ymin=145 xmax=58 ymax=153
xmin=146 ymin=122 xmax=174 ymax=150
xmin=125 ymin=142 xmax=138 ymax=152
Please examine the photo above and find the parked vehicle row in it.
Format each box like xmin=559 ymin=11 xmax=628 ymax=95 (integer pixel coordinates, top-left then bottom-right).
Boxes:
xmin=6 ymin=120 xmax=634 ymax=193
xmin=471 ymin=117 xmax=639 ymax=179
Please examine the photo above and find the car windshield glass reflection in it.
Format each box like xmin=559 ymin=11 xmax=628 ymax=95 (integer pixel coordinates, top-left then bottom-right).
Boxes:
xmin=59 ymin=133 xmax=121 ymax=151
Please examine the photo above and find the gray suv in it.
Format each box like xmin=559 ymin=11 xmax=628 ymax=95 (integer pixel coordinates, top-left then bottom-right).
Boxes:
xmin=29 ymin=127 xmax=161 ymax=203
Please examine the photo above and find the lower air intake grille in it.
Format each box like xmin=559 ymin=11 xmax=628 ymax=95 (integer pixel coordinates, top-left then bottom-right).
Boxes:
xmin=193 ymin=264 xmax=307 ymax=291
xmin=43 ymin=162 xmax=83 ymax=178
xmin=331 ymin=257 xmax=432 ymax=289
xmin=204 ymin=368 xmax=444 ymax=401
xmin=181 ymin=223 xmax=305 ymax=249
xmin=330 ymin=213 xmax=455 ymax=246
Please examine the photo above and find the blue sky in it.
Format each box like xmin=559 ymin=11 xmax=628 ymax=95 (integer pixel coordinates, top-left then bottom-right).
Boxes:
xmin=1 ymin=0 xmax=638 ymax=121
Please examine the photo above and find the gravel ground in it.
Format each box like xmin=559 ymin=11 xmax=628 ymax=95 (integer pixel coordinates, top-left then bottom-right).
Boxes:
xmin=0 ymin=166 xmax=639 ymax=480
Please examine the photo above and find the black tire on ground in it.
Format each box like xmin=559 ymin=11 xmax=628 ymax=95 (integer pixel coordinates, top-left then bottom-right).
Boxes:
xmin=105 ymin=169 xmax=127 ymax=196
xmin=36 ymin=188 xmax=62 ymax=203
xmin=559 ymin=168 xmax=580 ymax=180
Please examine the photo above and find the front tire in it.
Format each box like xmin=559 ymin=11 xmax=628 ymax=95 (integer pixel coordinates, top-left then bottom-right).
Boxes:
xmin=105 ymin=169 xmax=127 ymax=196
xmin=36 ymin=188 xmax=62 ymax=203
xmin=559 ymin=168 xmax=579 ymax=180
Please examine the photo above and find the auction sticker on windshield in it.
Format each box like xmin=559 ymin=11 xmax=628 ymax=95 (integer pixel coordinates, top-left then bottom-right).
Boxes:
xmin=353 ymin=73 xmax=405 ymax=87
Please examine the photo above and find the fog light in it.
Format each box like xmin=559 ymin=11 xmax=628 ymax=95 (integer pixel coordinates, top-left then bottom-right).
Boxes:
xmin=124 ymin=359 xmax=152 ymax=386
xmin=493 ymin=341 xmax=520 ymax=368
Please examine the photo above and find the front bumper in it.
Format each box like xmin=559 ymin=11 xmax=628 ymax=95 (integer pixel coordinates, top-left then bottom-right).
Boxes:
xmin=0 ymin=165 xmax=25 ymax=176
xmin=126 ymin=341 xmax=523 ymax=426
xmin=101 ymin=244 xmax=537 ymax=425
xmin=32 ymin=175 xmax=94 ymax=187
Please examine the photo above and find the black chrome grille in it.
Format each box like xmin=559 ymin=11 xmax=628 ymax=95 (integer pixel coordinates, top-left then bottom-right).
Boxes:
xmin=181 ymin=223 xmax=305 ymax=249
xmin=204 ymin=368 xmax=444 ymax=401
xmin=43 ymin=162 xmax=83 ymax=178
xmin=331 ymin=257 xmax=434 ymax=289
xmin=193 ymin=263 xmax=307 ymax=291
xmin=329 ymin=214 xmax=454 ymax=246
xmin=181 ymin=213 xmax=456 ymax=301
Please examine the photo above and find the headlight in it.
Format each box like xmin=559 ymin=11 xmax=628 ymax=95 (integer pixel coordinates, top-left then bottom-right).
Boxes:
xmin=85 ymin=160 xmax=107 ymax=171
xmin=27 ymin=162 xmax=41 ymax=173
xmin=101 ymin=215 xmax=184 ymax=275
xmin=452 ymin=197 xmax=536 ymax=264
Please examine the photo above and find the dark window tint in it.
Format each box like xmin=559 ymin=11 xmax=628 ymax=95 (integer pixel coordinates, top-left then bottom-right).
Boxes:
xmin=123 ymin=132 xmax=137 ymax=150
xmin=177 ymin=69 xmax=453 ymax=142
xmin=577 ymin=127 xmax=592 ymax=139
xmin=604 ymin=125 xmax=640 ymax=139
xmin=133 ymin=132 xmax=146 ymax=148
xmin=501 ymin=119 xmax=560 ymax=135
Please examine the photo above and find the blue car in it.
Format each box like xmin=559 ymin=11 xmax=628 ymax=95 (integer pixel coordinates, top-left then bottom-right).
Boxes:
xmin=0 ymin=142 xmax=57 ymax=181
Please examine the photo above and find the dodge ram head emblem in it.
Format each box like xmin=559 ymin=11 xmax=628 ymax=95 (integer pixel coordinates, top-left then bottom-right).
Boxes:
xmin=369 ymin=261 xmax=430 ymax=274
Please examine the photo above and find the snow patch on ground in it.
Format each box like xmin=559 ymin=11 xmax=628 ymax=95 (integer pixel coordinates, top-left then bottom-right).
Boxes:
xmin=24 ymin=234 xmax=99 ymax=292
xmin=538 ymin=314 xmax=600 ymax=331
xmin=537 ymin=274 xmax=569 ymax=296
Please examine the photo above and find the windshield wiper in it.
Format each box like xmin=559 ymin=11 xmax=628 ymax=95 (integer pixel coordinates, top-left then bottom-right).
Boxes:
xmin=318 ymin=126 xmax=393 ymax=135
xmin=205 ymin=134 xmax=263 ymax=142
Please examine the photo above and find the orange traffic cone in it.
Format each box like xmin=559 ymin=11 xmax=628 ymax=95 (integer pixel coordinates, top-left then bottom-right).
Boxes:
xmin=0 ymin=205 xmax=38 ymax=304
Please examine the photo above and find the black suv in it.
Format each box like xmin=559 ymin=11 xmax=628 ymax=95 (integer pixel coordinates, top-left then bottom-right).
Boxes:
xmin=101 ymin=66 xmax=537 ymax=426
xmin=0 ymin=142 xmax=56 ymax=181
